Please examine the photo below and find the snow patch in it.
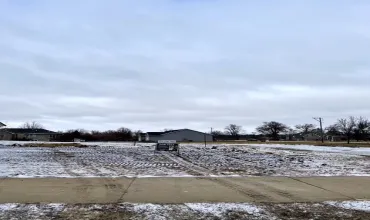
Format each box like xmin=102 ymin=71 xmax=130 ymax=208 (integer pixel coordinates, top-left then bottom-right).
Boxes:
xmin=251 ymin=144 xmax=370 ymax=156
xmin=326 ymin=201 xmax=370 ymax=212
xmin=0 ymin=204 xmax=18 ymax=211
xmin=133 ymin=203 xmax=163 ymax=212
xmin=186 ymin=203 xmax=261 ymax=217
xmin=1 ymin=142 xmax=370 ymax=177
xmin=132 ymin=203 xmax=175 ymax=220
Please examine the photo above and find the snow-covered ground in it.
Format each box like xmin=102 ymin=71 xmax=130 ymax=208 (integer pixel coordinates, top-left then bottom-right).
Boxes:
xmin=0 ymin=203 xmax=270 ymax=220
xmin=0 ymin=201 xmax=369 ymax=220
xmin=179 ymin=144 xmax=370 ymax=176
xmin=0 ymin=144 xmax=188 ymax=178
xmin=326 ymin=201 xmax=370 ymax=212
xmin=1 ymin=141 xmax=370 ymax=177
xmin=250 ymin=143 xmax=370 ymax=156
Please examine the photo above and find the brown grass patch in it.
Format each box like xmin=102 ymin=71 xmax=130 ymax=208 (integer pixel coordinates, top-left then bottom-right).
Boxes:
xmin=56 ymin=207 xmax=136 ymax=220
xmin=180 ymin=141 xmax=370 ymax=148
xmin=257 ymin=141 xmax=370 ymax=148
xmin=264 ymin=203 xmax=370 ymax=220
xmin=22 ymin=143 xmax=88 ymax=148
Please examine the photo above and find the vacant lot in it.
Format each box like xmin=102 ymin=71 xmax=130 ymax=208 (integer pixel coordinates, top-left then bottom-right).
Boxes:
xmin=1 ymin=142 xmax=370 ymax=177
xmin=1 ymin=141 xmax=370 ymax=219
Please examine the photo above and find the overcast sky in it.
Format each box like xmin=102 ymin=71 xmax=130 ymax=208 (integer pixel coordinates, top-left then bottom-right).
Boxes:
xmin=1 ymin=0 xmax=370 ymax=133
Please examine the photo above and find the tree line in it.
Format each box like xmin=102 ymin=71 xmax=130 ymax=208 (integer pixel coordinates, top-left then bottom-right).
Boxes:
xmin=17 ymin=122 xmax=140 ymax=142
xmin=215 ymin=116 xmax=370 ymax=143
xmin=17 ymin=116 xmax=370 ymax=143
xmin=57 ymin=128 xmax=140 ymax=142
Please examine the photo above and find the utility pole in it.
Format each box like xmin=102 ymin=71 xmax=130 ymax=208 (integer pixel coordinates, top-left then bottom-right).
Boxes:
xmin=313 ymin=117 xmax=324 ymax=143
xmin=204 ymin=133 xmax=207 ymax=147
xmin=204 ymin=127 xmax=213 ymax=147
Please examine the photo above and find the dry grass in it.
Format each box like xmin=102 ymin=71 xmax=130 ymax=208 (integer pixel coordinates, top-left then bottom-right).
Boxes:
xmin=22 ymin=143 xmax=88 ymax=148
xmin=56 ymin=207 xmax=136 ymax=220
xmin=181 ymin=141 xmax=370 ymax=148
xmin=264 ymin=203 xmax=370 ymax=220
xmin=18 ymin=141 xmax=370 ymax=148
xmin=259 ymin=141 xmax=370 ymax=148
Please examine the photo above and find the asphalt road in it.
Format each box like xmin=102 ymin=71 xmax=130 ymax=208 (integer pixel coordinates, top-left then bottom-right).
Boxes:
xmin=1 ymin=176 xmax=369 ymax=204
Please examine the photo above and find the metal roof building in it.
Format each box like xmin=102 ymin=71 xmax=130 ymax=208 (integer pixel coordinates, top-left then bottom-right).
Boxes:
xmin=139 ymin=129 xmax=213 ymax=142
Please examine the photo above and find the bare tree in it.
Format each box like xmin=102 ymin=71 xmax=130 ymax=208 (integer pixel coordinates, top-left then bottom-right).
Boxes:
xmin=224 ymin=124 xmax=243 ymax=137
xmin=116 ymin=127 xmax=133 ymax=140
xmin=256 ymin=121 xmax=289 ymax=140
xmin=19 ymin=121 xmax=44 ymax=129
xmin=336 ymin=116 xmax=357 ymax=144
xmin=354 ymin=117 xmax=370 ymax=141
xmin=211 ymin=130 xmax=224 ymax=136
xmin=134 ymin=130 xmax=143 ymax=136
xmin=133 ymin=130 xmax=143 ymax=141
xmin=295 ymin=124 xmax=316 ymax=136
xmin=77 ymin=129 xmax=89 ymax=134
xmin=325 ymin=125 xmax=341 ymax=136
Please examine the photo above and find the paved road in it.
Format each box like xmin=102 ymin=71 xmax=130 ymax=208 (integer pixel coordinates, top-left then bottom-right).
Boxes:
xmin=1 ymin=176 xmax=370 ymax=204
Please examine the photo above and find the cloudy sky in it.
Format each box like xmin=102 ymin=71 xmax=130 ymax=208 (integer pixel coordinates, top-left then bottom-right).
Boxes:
xmin=1 ymin=0 xmax=370 ymax=133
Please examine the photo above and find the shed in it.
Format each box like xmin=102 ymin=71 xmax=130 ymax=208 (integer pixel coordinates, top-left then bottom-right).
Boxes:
xmin=0 ymin=128 xmax=60 ymax=141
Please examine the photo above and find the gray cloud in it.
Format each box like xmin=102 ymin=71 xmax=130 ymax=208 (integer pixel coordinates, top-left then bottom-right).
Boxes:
xmin=1 ymin=0 xmax=370 ymax=132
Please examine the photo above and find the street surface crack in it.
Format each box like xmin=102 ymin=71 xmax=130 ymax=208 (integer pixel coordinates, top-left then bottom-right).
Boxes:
xmin=117 ymin=177 xmax=137 ymax=203
xmin=288 ymin=177 xmax=357 ymax=200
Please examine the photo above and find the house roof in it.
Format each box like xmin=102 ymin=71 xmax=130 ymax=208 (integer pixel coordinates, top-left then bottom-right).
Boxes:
xmin=2 ymin=128 xmax=56 ymax=134
xmin=147 ymin=129 xmax=212 ymax=136
xmin=147 ymin=132 xmax=166 ymax=135
xmin=0 ymin=122 xmax=6 ymax=127
xmin=147 ymin=129 xmax=185 ymax=136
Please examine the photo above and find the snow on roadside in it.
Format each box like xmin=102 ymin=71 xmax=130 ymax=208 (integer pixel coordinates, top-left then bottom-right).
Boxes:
xmin=326 ymin=201 xmax=370 ymax=212
xmin=186 ymin=203 xmax=263 ymax=217
xmin=1 ymin=202 xmax=370 ymax=219
xmin=0 ymin=204 xmax=18 ymax=211
xmin=133 ymin=203 xmax=173 ymax=220
xmin=247 ymin=144 xmax=370 ymax=156
xmin=0 ymin=203 xmax=272 ymax=219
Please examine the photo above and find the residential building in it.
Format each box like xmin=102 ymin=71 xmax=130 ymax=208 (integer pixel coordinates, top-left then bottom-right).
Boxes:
xmin=73 ymin=138 xmax=86 ymax=142
xmin=303 ymin=133 xmax=322 ymax=141
xmin=213 ymin=135 xmax=242 ymax=141
xmin=0 ymin=128 xmax=60 ymax=142
xmin=138 ymin=129 xmax=213 ymax=142
xmin=328 ymin=135 xmax=347 ymax=142
xmin=137 ymin=132 xmax=150 ymax=142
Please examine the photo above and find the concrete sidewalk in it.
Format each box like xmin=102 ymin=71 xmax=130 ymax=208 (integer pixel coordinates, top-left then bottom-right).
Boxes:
xmin=1 ymin=176 xmax=370 ymax=204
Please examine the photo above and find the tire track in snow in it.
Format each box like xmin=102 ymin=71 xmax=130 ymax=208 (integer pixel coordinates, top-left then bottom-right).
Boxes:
xmin=159 ymin=151 xmax=212 ymax=176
